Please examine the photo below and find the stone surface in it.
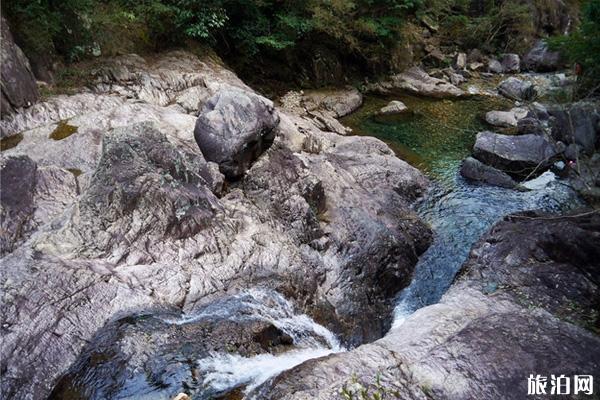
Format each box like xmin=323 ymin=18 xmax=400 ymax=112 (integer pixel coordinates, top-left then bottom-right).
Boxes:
xmin=498 ymin=77 xmax=537 ymax=101
xmin=194 ymin=87 xmax=280 ymax=179
xmin=485 ymin=107 xmax=528 ymax=128
xmin=548 ymin=102 xmax=600 ymax=154
xmin=255 ymin=210 xmax=600 ymax=399
xmin=378 ymin=100 xmax=408 ymax=115
xmin=473 ymin=131 xmax=561 ymax=177
xmin=487 ymin=59 xmax=503 ymax=74
xmin=523 ymin=40 xmax=561 ymax=72
xmin=0 ymin=51 xmax=431 ymax=399
xmin=367 ymin=67 xmax=465 ymax=98
xmin=500 ymin=53 xmax=520 ymax=73
xmin=460 ymin=156 xmax=518 ymax=188
xmin=0 ymin=13 xmax=39 ymax=118
xmin=454 ymin=52 xmax=467 ymax=69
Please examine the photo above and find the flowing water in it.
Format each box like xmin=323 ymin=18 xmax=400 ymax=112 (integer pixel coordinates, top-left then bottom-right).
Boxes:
xmin=342 ymin=92 xmax=583 ymax=328
xmin=52 ymin=87 xmax=583 ymax=399
xmin=50 ymin=289 xmax=343 ymax=400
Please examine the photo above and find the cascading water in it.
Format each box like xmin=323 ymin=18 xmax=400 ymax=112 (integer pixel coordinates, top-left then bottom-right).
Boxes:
xmin=182 ymin=289 xmax=344 ymax=396
xmin=50 ymin=289 xmax=343 ymax=399
xmin=341 ymin=90 xmax=583 ymax=330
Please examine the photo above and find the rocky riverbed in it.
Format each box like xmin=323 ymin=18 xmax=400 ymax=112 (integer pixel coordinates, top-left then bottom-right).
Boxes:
xmin=1 ymin=22 xmax=599 ymax=400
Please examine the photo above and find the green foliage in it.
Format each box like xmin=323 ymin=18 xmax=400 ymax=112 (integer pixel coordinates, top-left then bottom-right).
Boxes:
xmin=421 ymin=0 xmax=535 ymax=53
xmin=549 ymin=0 xmax=600 ymax=97
xmin=4 ymin=0 xmax=417 ymax=67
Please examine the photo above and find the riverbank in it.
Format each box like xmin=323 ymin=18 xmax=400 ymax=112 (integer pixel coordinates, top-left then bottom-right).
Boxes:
xmin=1 ymin=36 xmax=599 ymax=400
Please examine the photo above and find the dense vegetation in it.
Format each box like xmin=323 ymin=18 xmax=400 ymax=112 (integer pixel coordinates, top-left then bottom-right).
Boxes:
xmin=2 ymin=0 xmax=596 ymax=90
xmin=550 ymin=0 xmax=600 ymax=97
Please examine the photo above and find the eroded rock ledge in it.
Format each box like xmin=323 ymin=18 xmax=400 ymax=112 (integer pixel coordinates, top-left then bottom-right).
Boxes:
xmin=255 ymin=210 xmax=600 ymax=399
xmin=0 ymin=51 xmax=430 ymax=399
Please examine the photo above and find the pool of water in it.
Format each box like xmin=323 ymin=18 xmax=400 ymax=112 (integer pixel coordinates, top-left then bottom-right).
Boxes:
xmin=342 ymin=93 xmax=583 ymax=327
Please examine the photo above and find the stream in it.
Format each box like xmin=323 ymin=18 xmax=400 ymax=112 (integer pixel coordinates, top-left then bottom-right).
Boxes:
xmin=50 ymin=86 xmax=583 ymax=400
xmin=341 ymin=92 xmax=582 ymax=328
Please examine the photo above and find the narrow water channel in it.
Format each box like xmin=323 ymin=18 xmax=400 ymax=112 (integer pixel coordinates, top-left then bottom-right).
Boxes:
xmin=342 ymin=92 xmax=583 ymax=328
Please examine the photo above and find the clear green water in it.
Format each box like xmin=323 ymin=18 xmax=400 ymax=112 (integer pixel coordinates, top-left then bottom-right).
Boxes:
xmin=342 ymin=93 xmax=582 ymax=327
xmin=342 ymin=94 xmax=511 ymax=185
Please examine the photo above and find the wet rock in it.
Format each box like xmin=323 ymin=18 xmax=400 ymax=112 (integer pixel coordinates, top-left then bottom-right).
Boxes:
xmin=498 ymin=77 xmax=537 ymax=101
xmin=500 ymin=53 xmax=520 ymax=73
xmin=0 ymin=13 xmax=39 ymax=119
xmin=256 ymin=210 xmax=600 ymax=400
xmin=49 ymin=300 xmax=297 ymax=400
xmin=473 ymin=131 xmax=561 ymax=178
xmin=460 ymin=156 xmax=517 ymax=188
xmin=485 ymin=107 xmax=528 ymax=128
xmin=487 ymin=59 xmax=503 ymax=74
xmin=378 ymin=100 xmax=408 ymax=115
xmin=194 ymin=87 xmax=280 ymax=179
xmin=523 ymin=40 xmax=561 ymax=72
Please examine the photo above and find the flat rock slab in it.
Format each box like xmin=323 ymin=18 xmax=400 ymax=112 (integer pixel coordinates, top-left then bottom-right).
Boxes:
xmin=460 ymin=156 xmax=517 ymax=188
xmin=473 ymin=131 xmax=560 ymax=177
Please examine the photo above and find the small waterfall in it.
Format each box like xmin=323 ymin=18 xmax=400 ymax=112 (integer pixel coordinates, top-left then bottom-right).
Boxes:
xmin=391 ymin=177 xmax=582 ymax=329
xmin=173 ymin=289 xmax=344 ymax=396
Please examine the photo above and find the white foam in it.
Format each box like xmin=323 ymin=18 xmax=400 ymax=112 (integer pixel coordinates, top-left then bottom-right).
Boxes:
xmin=197 ymin=347 xmax=337 ymax=394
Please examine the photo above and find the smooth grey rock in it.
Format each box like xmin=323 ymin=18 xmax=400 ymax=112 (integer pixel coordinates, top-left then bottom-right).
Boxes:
xmin=500 ymin=53 xmax=520 ymax=73
xmin=194 ymin=87 xmax=280 ymax=179
xmin=487 ymin=59 xmax=503 ymax=73
xmin=0 ymin=13 xmax=39 ymax=119
xmin=523 ymin=40 xmax=561 ymax=72
xmin=0 ymin=50 xmax=433 ymax=399
xmin=255 ymin=211 xmax=600 ymax=400
xmin=565 ymin=143 xmax=583 ymax=160
xmin=473 ymin=131 xmax=560 ymax=177
xmin=454 ymin=52 xmax=467 ymax=69
xmin=460 ymin=156 xmax=517 ymax=188
xmin=485 ymin=107 xmax=528 ymax=128
xmin=367 ymin=67 xmax=464 ymax=98
xmin=498 ymin=77 xmax=537 ymax=101
xmin=548 ymin=102 xmax=599 ymax=154
xmin=378 ymin=100 xmax=408 ymax=115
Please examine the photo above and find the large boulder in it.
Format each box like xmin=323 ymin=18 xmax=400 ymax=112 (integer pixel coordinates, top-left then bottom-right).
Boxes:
xmin=194 ymin=87 xmax=280 ymax=179
xmin=548 ymin=102 xmax=600 ymax=154
xmin=460 ymin=156 xmax=517 ymax=188
xmin=255 ymin=210 xmax=600 ymax=400
xmin=498 ymin=77 xmax=537 ymax=101
xmin=367 ymin=67 xmax=464 ymax=98
xmin=0 ymin=13 xmax=39 ymax=119
xmin=473 ymin=131 xmax=561 ymax=177
xmin=523 ymin=40 xmax=561 ymax=72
